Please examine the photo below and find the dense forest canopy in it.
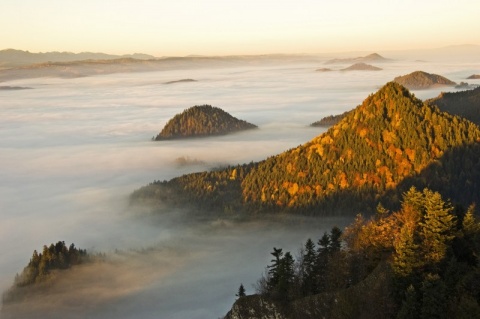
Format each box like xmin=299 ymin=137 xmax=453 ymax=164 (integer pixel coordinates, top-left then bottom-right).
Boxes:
xmin=154 ymin=105 xmax=257 ymax=140
xmin=426 ymin=86 xmax=480 ymax=125
xmin=133 ymin=82 xmax=480 ymax=216
xmin=226 ymin=188 xmax=480 ymax=319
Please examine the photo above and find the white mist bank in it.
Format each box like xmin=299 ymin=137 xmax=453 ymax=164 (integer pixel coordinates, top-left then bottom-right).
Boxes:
xmin=1 ymin=57 xmax=479 ymax=318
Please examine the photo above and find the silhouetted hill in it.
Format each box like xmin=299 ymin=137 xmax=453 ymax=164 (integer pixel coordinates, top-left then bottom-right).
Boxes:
xmin=341 ymin=63 xmax=382 ymax=71
xmin=467 ymin=74 xmax=480 ymax=79
xmin=132 ymin=83 xmax=480 ymax=216
xmin=394 ymin=71 xmax=456 ymax=90
xmin=325 ymin=53 xmax=390 ymax=64
xmin=154 ymin=105 xmax=257 ymax=140
xmin=426 ymin=86 xmax=480 ymax=125
xmin=310 ymin=111 xmax=350 ymax=127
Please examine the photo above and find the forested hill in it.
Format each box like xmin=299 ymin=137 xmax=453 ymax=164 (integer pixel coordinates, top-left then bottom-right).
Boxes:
xmin=426 ymin=86 xmax=480 ymax=125
xmin=242 ymin=82 xmax=480 ymax=213
xmin=133 ymin=82 xmax=480 ymax=216
xmin=393 ymin=71 xmax=456 ymax=90
xmin=154 ymin=105 xmax=257 ymax=140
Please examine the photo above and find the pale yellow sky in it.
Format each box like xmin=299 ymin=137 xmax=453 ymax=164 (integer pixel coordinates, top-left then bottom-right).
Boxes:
xmin=1 ymin=0 xmax=479 ymax=56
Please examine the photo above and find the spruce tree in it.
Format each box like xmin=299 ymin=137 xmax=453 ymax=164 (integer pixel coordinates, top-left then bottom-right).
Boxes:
xmin=300 ymin=238 xmax=316 ymax=296
xmin=419 ymin=189 xmax=456 ymax=265
xmin=236 ymin=283 xmax=246 ymax=298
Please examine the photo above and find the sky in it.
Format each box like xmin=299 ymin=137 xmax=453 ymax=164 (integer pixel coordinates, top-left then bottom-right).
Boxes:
xmin=1 ymin=0 xmax=480 ymax=56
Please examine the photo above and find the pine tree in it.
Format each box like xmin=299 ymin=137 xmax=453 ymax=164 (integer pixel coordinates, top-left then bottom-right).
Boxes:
xmin=397 ymin=285 xmax=420 ymax=319
xmin=420 ymin=273 xmax=448 ymax=319
xmin=236 ymin=283 xmax=246 ymax=298
xmin=419 ymin=189 xmax=456 ymax=265
xmin=330 ymin=226 xmax=343 ymax=253
xmin=267 ymin=247 xmax=283 ymax=292
xmin=300 ymin=238 xmax=316 ymax=296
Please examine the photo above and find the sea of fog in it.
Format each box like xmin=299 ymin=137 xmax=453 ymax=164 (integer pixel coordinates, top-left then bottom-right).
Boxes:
xmin=1 ymin=58 xmax=479 ymax=318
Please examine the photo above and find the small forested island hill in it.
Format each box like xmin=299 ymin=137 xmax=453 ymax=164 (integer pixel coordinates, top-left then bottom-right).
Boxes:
xmin=154 ymin=105 xmax=257 ymax=140
xmin=394 ymin=71 xmax=456 ymax=90
xmin=133 ymin=82 xmax=480 ymax=216
xmin=2 ymin=242 xmax=95 ymax=305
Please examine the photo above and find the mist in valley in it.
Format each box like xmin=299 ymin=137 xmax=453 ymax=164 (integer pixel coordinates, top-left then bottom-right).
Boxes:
xmin=1 ymin=55 xmax=479 ymax=318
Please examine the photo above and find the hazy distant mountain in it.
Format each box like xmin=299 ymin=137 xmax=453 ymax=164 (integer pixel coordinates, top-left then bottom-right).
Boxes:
xmin=0 ymin=49 xmax=156 ymax=68
xmin=154 ymin=105 xmax=257 ymax=141
xmin=426 ymin=86 xmax=480 ymax=125
xmin=341 ymin=62 xmax=382 ymax=71
xmin=315 ymin=68 xmax=333 ymax=72
xmin=394 ymin=71 xmax=456 ymax=90
xmin=325 ymin=53 xmax=389 ymax=64
xmin=164 ymin=79 xmax=197 ymax=85
xmin=0 ymin=53 xmax=326 ymax=82
xmin=0 ymin=85 xmax=31 ymax=90
xmin=132 ymin=82 xmax=480 ymax=216
xmin=467 ymin=74 xmax=480 ymax=79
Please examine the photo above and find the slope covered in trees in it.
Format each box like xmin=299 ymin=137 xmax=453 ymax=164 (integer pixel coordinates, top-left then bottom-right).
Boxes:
xmin=154 ymin=105 xmax=257 ymax=140
xmin=426 ymin=86 xmax=480 ymax=125
xmin=394 ymin=71 xmax=456 ymax=90
xmin=241 ymin=82 xmax=480 ymax=214
xmin=2 ymin=241 xmax=96 ymax=305
xmin=133 ymin=82 xmax=480 ymax=216
xmin=225 ymin=188 xmax=480 ymax=319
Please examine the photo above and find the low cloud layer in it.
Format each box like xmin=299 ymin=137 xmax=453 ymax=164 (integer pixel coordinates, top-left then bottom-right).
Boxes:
xmin=1 ymin=57 xmax=479 ymax=318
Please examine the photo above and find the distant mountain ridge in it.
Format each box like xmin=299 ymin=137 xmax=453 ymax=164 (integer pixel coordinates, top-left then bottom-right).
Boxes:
xmin=0 ymin=49 xmax=155 ymax=68
xmin=325 ymin=53 xmax=389 ymax=64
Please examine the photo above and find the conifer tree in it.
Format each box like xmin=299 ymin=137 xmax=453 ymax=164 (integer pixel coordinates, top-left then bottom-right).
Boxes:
xmin=236 ymin=283 xmax=246 ymax=298
xmin=419 ymin=189 xmax=456 ymax=265
xmin=420 ymin=273 xmax=448 ymax=319
xmin=300 ymin=238 xmax=316 ymax=296
xmin=397 ymin=285 xmax=420 ymax=319
xmin=267 ymin=247 xmax=283 ymax=292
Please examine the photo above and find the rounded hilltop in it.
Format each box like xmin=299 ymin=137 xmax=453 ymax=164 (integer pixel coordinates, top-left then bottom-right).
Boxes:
xmin=394 ymin=71 xmax=456 ymax=90
xmin=155 ymin=105 xmax=257 ymax=140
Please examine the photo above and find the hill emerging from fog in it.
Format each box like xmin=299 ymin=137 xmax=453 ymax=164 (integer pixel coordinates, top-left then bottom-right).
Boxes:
xmin=154 ymin=105 xmax=257 ymax=141
xmin=325 ymin=53 xmax=389 ymax=64
xmin=132 ymin=82 xmax=480 ymax=216
xmin=341 ymin=62 xmax=382 ymax=71
xmin=394 ymin=71 xmax=456 ymax=90
xmin=426 ymin=86 xmax=480 ymax=125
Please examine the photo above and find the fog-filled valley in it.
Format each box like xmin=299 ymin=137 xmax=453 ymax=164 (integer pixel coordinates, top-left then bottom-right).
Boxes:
xmin=1 ymin=54 xmax=480 ymax=318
